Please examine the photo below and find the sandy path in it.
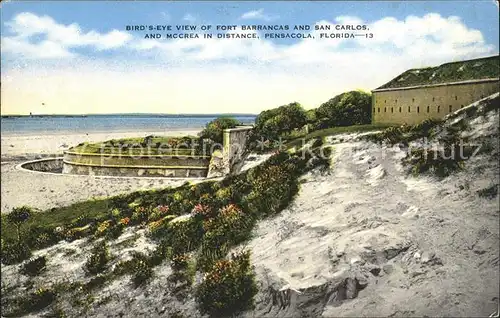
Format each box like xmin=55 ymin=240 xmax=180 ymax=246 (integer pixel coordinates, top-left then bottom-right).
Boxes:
xmin=244 ymin=138 xmax=499 ymax=317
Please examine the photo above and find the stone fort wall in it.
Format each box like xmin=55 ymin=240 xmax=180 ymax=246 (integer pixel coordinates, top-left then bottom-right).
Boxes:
xmin=372 ymin=78 xmax=499 ymax=125
xmin=63 ymin=126 xmax=254 ymax=178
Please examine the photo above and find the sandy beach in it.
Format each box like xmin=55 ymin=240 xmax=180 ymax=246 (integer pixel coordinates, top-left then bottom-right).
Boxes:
xmin=1 ymin=129 xmax=201 ymax=213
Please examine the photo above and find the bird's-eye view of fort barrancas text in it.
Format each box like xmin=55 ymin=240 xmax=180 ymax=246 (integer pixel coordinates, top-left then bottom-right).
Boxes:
xmin=0 ymin=1 xmax=499 ymax=317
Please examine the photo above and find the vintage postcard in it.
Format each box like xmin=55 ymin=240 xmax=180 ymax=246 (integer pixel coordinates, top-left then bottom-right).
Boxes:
xmin=1 ymin=0 xmax=499 ymax=317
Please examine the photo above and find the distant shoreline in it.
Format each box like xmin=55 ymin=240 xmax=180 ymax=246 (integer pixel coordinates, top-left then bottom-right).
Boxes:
xmin=0 ymin=127 xmax=205 ymax=137
xmin=1 ymin=113 xmax=258 ymax=118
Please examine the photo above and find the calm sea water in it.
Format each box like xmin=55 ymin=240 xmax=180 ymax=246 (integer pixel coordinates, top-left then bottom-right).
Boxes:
xmin=1 ymin=114 xmax=257 ymax=136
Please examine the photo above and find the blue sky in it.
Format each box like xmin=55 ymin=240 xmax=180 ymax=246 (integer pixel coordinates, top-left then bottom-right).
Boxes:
xmin=1 ymin=1 xmax=499 ymax=114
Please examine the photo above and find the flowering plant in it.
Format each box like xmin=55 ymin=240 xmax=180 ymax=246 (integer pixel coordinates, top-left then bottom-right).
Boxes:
xmin=97 ymin=220 xmax=112 ymax=234
xmin=154 ymin=205 xmax=170 ymax=214
xmin=192 ymin=203 xmax=211 ymax=217
xmin=119 ymin=217 xmax=130 ymax=226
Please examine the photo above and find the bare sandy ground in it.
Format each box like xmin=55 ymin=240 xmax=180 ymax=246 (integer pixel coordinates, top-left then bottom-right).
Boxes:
xmin=1 ymin=130 xmax=201 ymax=213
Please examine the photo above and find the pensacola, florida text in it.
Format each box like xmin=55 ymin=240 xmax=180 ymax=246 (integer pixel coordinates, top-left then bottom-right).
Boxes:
xmin=143 ymin=32 xmax=373 ymax=39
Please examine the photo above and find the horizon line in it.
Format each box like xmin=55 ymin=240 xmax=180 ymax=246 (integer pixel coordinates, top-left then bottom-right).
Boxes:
xmin=1 ymin=112 xmax=259 ymax=117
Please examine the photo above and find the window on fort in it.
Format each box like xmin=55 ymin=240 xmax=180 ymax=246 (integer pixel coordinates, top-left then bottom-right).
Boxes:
xmin=378 ymin=108 xmax=380 ymax=113
xmin=395 ymin=99 xmax=397 ymax=103
xmin=455 ymin=96 xmax=458 ymax=100
xmin=384 ymin=100 xmax=386 ymax=104
xmin=417 ymin=107 xmax=420 ymax=113
xmin=408 ymin=106 xmax=411 ymax=112
xmin=437 ymin=106 xmax=440 ymax=113
xmin=412 ymin=98 xmax=415 ymax=102
xmin=384 ymin=108 xmax=387 ymax=112
xmin=449 ymin=105 xmax=452 ymax=112
xmin=399 ymin=107 xmax=402 ymax=112
xmin=391 ymin=107 xmax=394 ymax=113
xmin=432 ymin=97 xmax=435 ymax=101
xmin=426 ymin=106 xmax=430 ymax=113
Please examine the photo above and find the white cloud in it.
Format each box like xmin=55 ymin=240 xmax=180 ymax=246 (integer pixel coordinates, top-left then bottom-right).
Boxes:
xmin=132 ymin=13 xmax=494 ymax=68
xmin=240 ymin=9 xmax=278 ymax=21
xmin=183 ymin=13 xmax=196 ymax=23
xmin=160 ymin=11 xmax=170 ymax=21
xmin=1 ymin=12 xmax=132 ymax=59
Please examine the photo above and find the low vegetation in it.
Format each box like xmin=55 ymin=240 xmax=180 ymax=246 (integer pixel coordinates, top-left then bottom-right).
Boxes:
xmin=249 ymin=90 xmax=389 ymax=153
xmin=84 ymin=241 xmax=111 ymax=276
xmin=196 ymin=250 xmax=257 ymax=317
xmin=1 ymin=140 xmax=332 ymax=317
xmin=198 ymin=117 xmax=242 ymax=144
xmin=363 ymin=93 xmax=499 ymax=179
xmin=20 ymin=256 xmax=47 ymax=277
xmin=313 ymin=90 xmax=372 ymax=130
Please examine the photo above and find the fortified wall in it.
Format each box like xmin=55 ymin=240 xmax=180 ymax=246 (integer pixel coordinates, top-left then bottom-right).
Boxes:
xmin=372 ymin=55 xmax=500 ymax=125
xmin=62 ymin=125 xmax=254 ymax=178
xmin=372 ymin=79 xmax=500 ymax=125
xmin=207 ymin=126 xmax=254 ymax=178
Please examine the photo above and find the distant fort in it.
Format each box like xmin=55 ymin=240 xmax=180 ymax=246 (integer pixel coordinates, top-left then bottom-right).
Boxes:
xmin=372 ymin=55 xmax=500 ymax=125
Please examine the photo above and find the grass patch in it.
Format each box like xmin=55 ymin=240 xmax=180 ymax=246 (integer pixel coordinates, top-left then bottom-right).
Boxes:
xmin=477 ymin=184 xmax=499 ymax=199
xmin=284 ymin=124 xmax=393 ymax=150
xmin=69 ymin=135 xmax=205 ymax=155
xmin=20 ymin=256 xmax=47 ymax=277
xmin=1 ymin=199 xmax=111 ymax=243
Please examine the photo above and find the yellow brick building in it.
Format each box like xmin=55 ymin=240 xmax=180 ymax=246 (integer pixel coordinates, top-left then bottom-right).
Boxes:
xmin=372 ymin=56 xmax=500 ymax=125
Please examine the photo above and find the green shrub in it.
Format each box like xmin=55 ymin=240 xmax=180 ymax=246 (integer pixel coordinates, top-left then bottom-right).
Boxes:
xmin=65 ymin=225 xmax=92 ymax=242
xmin=84 ymin=274 xmax=108 ymax=292
xmin=149 ymin=240 xmax=172 ymax=266
xmin=147 ymin=214 xmax=177 ymax=240
xmin=129 ymin=252 xmax=154 ymax=287
xmin=131 ymin=206 xmax=151 ymax=225
xmin=21 ymin=256 xmax=47 ymax=277
xmin=147 ymin=205 xmax=171 ymax=222
xmin=477 ymin=184 xmax=499 ymax=199
xmin=7 ymin=287 xmax=57 ymax=316
xmin=70 ymin=215 xmax=92 ymax=228
xmin=253 ymin=102 xmax=307 ymax=142
xmin=404 ymin=146 xmax=465 ymax=178
xmin=199 ymin=117 xmax=241 ymax=145
xmin=1 ymin=240 xmax=31 ymax=265
xmin=203 ymin=204 xmax=254 ymax=247
xmin=196 ymin=250 xmax=257 ymax=317
xmin=22 ymin=287 xmax=56 ymax=314
xmin=247 ymin=163 xmax=298 ymax=218
xmin=314 ymin=90 xmax=372 ymax=129
xmin=84 ymin=241 xmax=110 ymax=276
xmin=7 ymin=206 xmax=33 ymax=241
xmin=25 ymin=226 xmax=62 ymax=249
xmin=104 ymin=222 xmax=125 ymax=240
xmin=164 ymin=217 xmax=203 ymax=255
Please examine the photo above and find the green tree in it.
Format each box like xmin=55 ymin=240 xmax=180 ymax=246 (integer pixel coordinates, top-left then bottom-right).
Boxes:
xmin=255 ymin=102 xmax=308 ymax=140
xmin=199 ymin=117 xmax=241 ymax=145
xmin=314 ymin=90 xmax=372 ymax=129
xmin=7 ymin=206 xmax=33 ymax=242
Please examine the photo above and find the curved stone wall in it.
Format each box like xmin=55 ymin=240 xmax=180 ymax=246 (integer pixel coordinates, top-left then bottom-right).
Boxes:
xmin=62 ymin=151 xmax=209 ymax=178
xmin=21 ymin=158 xmax=63 ymax=173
